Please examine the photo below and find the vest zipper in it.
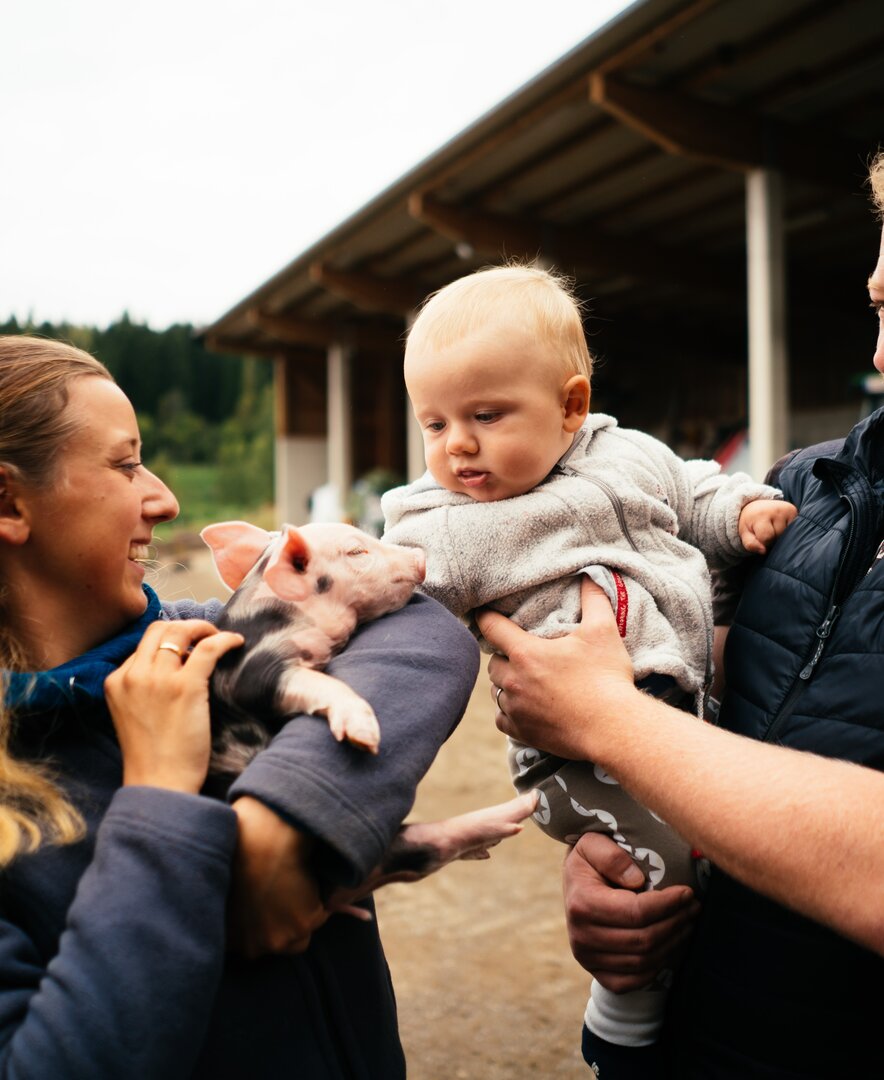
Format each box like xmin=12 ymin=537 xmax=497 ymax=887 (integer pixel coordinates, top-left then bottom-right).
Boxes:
xmin=762 ymin=479 xmax=861 ymax=744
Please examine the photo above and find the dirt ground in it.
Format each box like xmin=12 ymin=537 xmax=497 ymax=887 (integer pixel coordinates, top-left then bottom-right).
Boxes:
xmin=158 ymin=546 xmax=590 ymax=1079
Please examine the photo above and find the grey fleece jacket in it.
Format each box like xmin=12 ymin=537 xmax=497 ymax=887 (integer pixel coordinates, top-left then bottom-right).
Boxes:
xmin=382 ymin=414 xmax=779 ymax=701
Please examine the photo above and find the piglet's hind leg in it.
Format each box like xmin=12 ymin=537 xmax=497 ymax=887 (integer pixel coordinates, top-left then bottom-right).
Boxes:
xmin=279 ymin=667 xmax=381 ymax=753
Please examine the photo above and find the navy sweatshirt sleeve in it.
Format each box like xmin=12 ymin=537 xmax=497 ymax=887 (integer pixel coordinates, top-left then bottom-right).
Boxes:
xmin=228 ymin=593 xmax=480 ymax=886
xmin=0 ymin=788 xmax=237 ymax=1080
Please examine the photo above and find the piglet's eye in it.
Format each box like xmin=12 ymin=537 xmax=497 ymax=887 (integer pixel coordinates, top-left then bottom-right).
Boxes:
xmin=347 ymin=548 xmax=368 ymax=557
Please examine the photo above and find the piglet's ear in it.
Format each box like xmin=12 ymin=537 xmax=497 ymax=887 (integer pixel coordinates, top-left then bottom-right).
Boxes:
xmin=200 ymin=520 xmax=273 ymax=591
xmin=263 ymin=526 xmax=313 ymax=602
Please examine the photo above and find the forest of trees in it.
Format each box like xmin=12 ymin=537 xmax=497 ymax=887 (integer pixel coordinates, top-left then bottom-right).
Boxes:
xmin=1 ymin=315 xmax=275 ymax=524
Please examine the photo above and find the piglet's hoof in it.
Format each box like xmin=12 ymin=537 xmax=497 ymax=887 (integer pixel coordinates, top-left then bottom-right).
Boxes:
xmin=329 ymin=702 xmax=381 ymax=754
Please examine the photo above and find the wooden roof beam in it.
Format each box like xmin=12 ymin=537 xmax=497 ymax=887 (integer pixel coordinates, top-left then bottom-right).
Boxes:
xmin=204 ymin=334 xmax=299 ymax=359
xmin=309 ymin=263 xmax=426 ymax=315
xmin=246 ymin=309 xmax=400 ymax=353
xmin=589 ymin=73 xmax=864 ymax=190
xmin=409 ymin=191 xmax=731 ymax=293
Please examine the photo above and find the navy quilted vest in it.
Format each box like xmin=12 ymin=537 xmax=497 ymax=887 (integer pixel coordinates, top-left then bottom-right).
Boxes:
xmin=665 ymin=407 xmax=884 ymax=1078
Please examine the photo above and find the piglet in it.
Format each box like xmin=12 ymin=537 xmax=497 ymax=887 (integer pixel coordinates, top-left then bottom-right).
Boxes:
xmin=200 ymin=519 xmax=536 ymax=902
xmin=201 ymin=520 xmax=426 ymax=785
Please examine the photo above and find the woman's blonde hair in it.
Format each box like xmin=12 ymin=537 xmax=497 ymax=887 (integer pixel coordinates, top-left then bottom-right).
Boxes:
xmin=406 ymin=263 xmax=593 ymax=381
xmin=0 ymin=335 xmax=113 ymax=864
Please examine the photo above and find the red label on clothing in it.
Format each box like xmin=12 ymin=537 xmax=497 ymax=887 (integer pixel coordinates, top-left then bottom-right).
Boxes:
xmin=612 ymin=571 xmax=628 ymax=637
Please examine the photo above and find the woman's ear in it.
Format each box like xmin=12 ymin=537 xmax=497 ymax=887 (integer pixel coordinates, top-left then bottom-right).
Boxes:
xmin=0 ymin=468 xmax=31 ymax=546
xmin=561 ymin=375 xmax=590 ymax=432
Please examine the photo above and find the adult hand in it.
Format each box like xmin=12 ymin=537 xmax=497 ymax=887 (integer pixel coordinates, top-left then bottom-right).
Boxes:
xmin=477 ymin=576 xmax=635 ymax=759
xmin=564 ymin=834 xmax=699 ymax=992
xmin=228 ymin=796 xmax=329 ymax=957
xmin=105 ymin=619 xmax=243 ymax=793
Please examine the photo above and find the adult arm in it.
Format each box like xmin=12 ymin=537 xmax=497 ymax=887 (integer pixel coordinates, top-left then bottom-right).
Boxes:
xmin=0 ymin=790 xmax=238 ymax=1080
xmin=169 ymin=594 xmax=480 ymax=954
xmin=0 ymin=618 xmax=244 ymax=1079
xmin=229 ymin=593 xmax=480 ymax=885
xmin=478 ymin=581 xmax=884 ymax=956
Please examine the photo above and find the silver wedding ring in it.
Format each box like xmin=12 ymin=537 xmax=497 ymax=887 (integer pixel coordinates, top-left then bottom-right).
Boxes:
xmin=158 ymin=641 xmax=184 ymax=657
xmin=495 ymin=685 xmax=507 ymax=717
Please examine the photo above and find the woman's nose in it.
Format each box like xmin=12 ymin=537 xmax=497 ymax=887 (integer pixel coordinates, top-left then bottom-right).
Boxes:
xmin=143 ymin=468 xmax=180 ymax=523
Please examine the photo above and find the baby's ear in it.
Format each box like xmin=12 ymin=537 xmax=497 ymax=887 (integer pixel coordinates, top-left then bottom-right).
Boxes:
xmin=561 ymin=375 xmax=590 ymax=431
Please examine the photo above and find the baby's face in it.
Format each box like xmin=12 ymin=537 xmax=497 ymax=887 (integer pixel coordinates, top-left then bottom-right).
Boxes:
xmin=405 ymin=327 xmax=578 ymax=502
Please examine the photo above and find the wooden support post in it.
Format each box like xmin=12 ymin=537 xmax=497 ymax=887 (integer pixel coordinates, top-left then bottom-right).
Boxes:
xmin=273 ymin=356 xmax=328 ymax=524
xmin=746 ymin=168 xmax=789 ymax=480
xmin=404 ymin=310 xmax=425 ymax=482
xmin=327 ymin=343 xmax=353 ymax=518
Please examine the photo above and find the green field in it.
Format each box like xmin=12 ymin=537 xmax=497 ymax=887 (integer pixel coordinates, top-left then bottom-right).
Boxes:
xmin=150 ymin=462 xmax=276 ymax=538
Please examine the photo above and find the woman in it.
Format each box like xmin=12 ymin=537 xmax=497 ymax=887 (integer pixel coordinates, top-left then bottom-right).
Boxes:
xmin=0 ymin=335 xmax=479 ymax=1078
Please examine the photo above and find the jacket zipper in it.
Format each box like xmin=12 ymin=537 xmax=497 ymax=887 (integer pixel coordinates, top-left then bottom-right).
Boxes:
xmin=566 ymin=473 xmax=640 ymax=552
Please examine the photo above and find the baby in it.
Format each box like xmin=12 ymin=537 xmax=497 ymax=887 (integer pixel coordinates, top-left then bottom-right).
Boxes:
xmin=381 ymin=264 xmax=796 ymax=1069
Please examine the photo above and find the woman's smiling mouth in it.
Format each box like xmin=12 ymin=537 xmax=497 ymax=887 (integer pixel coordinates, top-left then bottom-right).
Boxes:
xmin=128 ymin=542 xmax=152 ymax=563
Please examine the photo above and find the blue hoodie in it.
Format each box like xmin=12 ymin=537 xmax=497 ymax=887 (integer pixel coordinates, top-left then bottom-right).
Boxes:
xmin=0 ymin=591 xmax=478 ymax=1079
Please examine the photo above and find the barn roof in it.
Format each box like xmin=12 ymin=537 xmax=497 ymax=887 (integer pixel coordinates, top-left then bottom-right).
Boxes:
xmin=203 ymin=0 xmax=884 ymax=423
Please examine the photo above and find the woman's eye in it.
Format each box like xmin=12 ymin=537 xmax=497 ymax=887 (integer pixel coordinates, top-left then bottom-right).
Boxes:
xmin=117 ymin=461 xmax=143 ymax=474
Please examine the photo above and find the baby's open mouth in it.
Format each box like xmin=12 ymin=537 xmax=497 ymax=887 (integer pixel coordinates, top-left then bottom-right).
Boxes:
xmin=458 ymin=470 xmax=489 ymax=487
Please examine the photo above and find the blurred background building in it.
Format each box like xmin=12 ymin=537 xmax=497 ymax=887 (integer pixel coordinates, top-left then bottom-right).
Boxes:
xmin=202 ymin=0 xmax=884 ymax=524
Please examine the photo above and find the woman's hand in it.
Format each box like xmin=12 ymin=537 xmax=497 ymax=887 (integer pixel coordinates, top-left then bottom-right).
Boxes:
xmin=227 ymin=796 xmax=329 ymax=957
xmin=476 ymin=577 xmax=635 ymax=759
xmin=105 ymin=619 xmax=243 ymax=793
xmin=563 ymin=834 xmax=699 ymax=992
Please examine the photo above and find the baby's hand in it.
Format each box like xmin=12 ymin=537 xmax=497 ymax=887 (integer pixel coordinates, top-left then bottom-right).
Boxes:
xmin=738 ymin=498 xmax=798 ymax=555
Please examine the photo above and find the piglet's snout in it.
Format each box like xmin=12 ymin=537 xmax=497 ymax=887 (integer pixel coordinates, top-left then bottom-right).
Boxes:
xmin=383 ymin=542 xmax=425 ymax=585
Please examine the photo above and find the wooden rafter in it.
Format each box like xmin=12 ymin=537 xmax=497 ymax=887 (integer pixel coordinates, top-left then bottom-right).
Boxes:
xmin=203 ymin=334 xmax=291 ymax=359
xmin=246 ymin=309 xmax=400 ymax=353
xmin=308 ymin=263 xmax=425 ymax=315
xmin=589 ymin=73 xmax=864 ymax=189
xmin=409 ymin=191 xmax=731 ymax=292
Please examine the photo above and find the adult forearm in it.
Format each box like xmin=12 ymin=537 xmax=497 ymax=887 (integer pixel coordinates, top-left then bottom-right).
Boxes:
xmin=585 ymin=688 xmax=884 ymax=954
xmin=231 ymin=594 xmax=479 ymax=884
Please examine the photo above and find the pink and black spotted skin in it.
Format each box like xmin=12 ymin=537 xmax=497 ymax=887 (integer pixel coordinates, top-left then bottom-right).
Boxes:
xmin=200 ymin=520 xmax=425 ymax=793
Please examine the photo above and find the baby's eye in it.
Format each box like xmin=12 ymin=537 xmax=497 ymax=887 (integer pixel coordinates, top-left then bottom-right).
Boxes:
xmin=475 ymin=411 xmax=500 ymax=424
xmin=425 ymin=420 xmax=445 ymax=433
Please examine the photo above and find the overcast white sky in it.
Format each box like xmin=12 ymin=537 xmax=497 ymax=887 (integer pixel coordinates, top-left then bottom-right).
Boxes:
xmin=2 ymin=1 xmax=629 ymax=329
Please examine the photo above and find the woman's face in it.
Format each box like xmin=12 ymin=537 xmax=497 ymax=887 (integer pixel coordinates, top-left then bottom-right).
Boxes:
xmin=20 ymin=377 xmax=179 ymax=656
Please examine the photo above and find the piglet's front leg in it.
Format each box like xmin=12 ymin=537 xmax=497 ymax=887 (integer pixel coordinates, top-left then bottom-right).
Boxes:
xmin=280 ymin=668 xmax=381 ymax=753
xmin=328 ymin=793 xmax=537 ymax=916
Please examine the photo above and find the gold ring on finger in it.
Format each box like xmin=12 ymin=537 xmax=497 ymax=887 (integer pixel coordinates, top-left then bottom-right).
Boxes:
xmin=158 ymin=640 xmax=184 ymax=658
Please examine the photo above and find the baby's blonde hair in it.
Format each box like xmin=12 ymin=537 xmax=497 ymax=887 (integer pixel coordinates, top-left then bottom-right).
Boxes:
xmin=406 ymin=263 xmax=593 ymax=381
